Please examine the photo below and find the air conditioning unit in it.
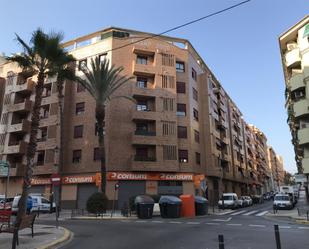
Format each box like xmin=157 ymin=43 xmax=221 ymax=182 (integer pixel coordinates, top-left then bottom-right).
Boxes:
xmin=287 ymin=42 xmax=297 ymax=51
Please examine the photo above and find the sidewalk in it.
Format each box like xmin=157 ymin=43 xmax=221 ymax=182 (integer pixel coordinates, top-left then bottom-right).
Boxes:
xmin=0 ymin=225 xmax=71 ymax=249
xmin=266 ymin=190 xmax=309 ymax=224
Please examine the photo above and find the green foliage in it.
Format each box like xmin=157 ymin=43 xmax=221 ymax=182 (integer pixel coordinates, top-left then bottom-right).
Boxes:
xmin=86 ymin=192 xmax=108 ymax=214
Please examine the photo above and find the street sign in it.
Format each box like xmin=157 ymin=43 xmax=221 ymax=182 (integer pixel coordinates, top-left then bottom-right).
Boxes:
xmin=51 ymin=173 xmax=61 ymax=186
xmin=200 ymin=179 xmax=207 ymax=192
xmin=0 ymin=161 xmax=9 ymax=176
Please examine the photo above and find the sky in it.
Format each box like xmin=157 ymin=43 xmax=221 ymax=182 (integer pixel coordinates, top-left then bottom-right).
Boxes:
xmin=1 ymin=0 xmax=309 ymax=173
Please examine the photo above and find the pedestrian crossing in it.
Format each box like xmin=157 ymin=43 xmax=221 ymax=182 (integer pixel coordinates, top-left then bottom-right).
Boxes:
xmin=217 ymin=209 xmax=270 ymax=217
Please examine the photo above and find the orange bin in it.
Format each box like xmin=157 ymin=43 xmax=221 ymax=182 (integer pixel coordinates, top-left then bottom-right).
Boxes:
xmin=180 ymin=195 xmax=195 ymax=218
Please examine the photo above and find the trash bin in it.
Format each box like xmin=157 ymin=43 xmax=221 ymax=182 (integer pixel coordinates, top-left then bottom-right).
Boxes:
xmin=134 ymin=195 xmax=154 ymax=219
xmin=180 ymin=195 xmax=195 ymax=218
xmin=159 ymin=196 xmax=182 ymax=218
xmin=195 ymin=196 xmax=208 ymax=216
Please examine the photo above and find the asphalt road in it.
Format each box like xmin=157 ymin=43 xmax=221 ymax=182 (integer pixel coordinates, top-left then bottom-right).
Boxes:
xmin=44 ymin=201 xmax=309 ymax=249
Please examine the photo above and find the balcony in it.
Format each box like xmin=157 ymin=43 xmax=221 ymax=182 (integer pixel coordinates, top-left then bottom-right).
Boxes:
xmin=4 ymin=141 xmax=28 ymax=154
xmin=134 ymin=155 xmax=156 ymax=162
xmin=132 ymin=110 xmax=156 ymax=121
xmin=132 ymin=62 xmax=156 ymax=77
xmin=294 ymin=99 xmax=309 ymax=118
xmin=132 ymin=130 xmax=156 ymax=145
xmin=289 ymin=73 xmax=304 ymax=92
xmin=6 ymin=99 xmax=32 ymax=113
xmin=14 ymin=78 xmax=35 ymax=95
xmin=298 ymin=127 xmax=309 ymax=145
xmin=7 ymin=120 xmax=31 ymax=134
xmin=302 ymin=157 xmax=309 ymax=174
xmin=285 ymin=48 xmax=301 ymax=68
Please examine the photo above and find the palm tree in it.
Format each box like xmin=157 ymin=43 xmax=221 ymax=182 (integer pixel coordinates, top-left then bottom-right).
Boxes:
xmin=7 ymin=29 xmax=65 ymax=249
xmin=54 ymin=53 xmax=76 ymax=209
xmin=77 ymin=56 xmax=133 ymax=196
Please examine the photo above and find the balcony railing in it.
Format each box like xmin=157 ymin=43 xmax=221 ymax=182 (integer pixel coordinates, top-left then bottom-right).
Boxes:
xmin=134 ymin=155 xmax=156 ymax=162
xmin=135 ymin=130 xmax=156 ymax=136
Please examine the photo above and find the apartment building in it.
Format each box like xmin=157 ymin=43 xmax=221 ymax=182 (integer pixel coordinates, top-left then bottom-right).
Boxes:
xmin=0 ymin=27 xmax=284 ymax=209
xmin=279 ymin=15 xmax=309 ymax=180
xmin=267 ymin=147 xmax=285 ymax=191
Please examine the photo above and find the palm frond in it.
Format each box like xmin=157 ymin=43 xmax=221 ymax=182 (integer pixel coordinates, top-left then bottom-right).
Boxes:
xmin=14 ymin=33 xmax=33 ymax=57
xmin=7 ymin=54 xmax=33 ymax=71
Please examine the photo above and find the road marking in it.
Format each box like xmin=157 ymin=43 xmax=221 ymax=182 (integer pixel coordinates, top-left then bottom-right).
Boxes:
xmin=212 ymin=217 xmax=232 ymax=222
xmin=298 ymin=227 xmax=309 ymax=230
xmin=206 ymin=222 xmax=220 ymax=225
xmin=186 ymin=222 xmax=200 ymax=225
xmin=242 ymin=210 xmax=259 ymax=216
xmin=151 ymin=220 xmax=164 ymax=223
xmin=255 ymin=211 xmax=268 ymax=216
xmin=136 ymin=220 xmax=147 ymax=223
xmin=168 ymin=221 xmax=182 ymax=224
xmin=216 ymin=210 xmax=235 ymax=215
xmin=279 ymin=226 xmax=291 ymax=229
xmin=227 ymin=223 xmax=242 ymax=226
xmin=230 ymin=210 xmax=247 ymax=216
xmin=249 ymin=224 xmax=266 ymax=228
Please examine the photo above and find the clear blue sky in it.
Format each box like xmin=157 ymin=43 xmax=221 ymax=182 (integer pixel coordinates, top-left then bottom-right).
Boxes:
xmin=1 ymin=0 xmax=309 ymax=173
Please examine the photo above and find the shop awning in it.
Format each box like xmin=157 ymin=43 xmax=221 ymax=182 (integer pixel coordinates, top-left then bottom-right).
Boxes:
xmin=303 ymin=23 xmax=309 ymax=38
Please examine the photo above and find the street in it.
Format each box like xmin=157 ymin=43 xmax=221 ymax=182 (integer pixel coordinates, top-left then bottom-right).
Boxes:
xmin=40 ymin=201 xmax=309 ymax=249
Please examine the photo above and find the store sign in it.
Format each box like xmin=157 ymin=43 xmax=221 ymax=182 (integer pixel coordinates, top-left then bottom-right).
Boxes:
xmin=107 ymin=172 xmax=193 ymax=181
xmin=62 ymin=175 xmax=95 ymax=184
xmin=31 ymin=178 xmax=51 ymax=185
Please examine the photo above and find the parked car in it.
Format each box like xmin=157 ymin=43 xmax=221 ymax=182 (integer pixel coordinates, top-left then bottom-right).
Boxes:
xmin=218 ymin=193 xmax=239 ymax=209
xmin=273 ymin=193 xmax=293 ymax=210
xmin=12 ymin=194 xmax=56 ymax=214
xmin=241 ymin=196 xmax=252 ymax=206
xmin=0 ymin=197 xmax=14 ymax=210
xmin=252 ymin=195 xmax=264 ymax=204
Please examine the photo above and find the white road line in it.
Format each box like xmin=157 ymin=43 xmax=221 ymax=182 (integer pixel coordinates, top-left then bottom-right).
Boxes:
xmin=249 ymin=224 xmax=266 ymax=228
xmin=227 ymin=223 xmax=242 ymax=226
xmin=216 ymin=210 xmax=235 ymax=215
xmin=242 ymin=210 xmax=259 ymax=216
xmin=255 ymin=211 xmax=268 ymax=216
xmin=186 ymin=222 xmax=200 ymax=225
xmin=230 ymin=210 xmax=247 ymax=216
xmin=151 ymin=220 xmax=164 ymax=223
xmin=169 ymin=221 xmax=182 ymax=224
xmin=206 ymin=222 xmax=220 ymax=225
xmin=279 ymin=226 xmax=291 ymax=229
xmin=212 ymin=217 xmax=232 ymax=222
xmin=298 ymin=227 xmax=309 ymax=230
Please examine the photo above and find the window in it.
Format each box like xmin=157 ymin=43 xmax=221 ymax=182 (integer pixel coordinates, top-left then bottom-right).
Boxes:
xmin=99 ymin=53 xmax=107 ymax=63
xmin=176 ymin=61 xmax=185 ymax=72
xmin=40 ymin=105 xmax=50 ymax=119
xmin=72 ymin=150 xmax=82 ymax=163
xmin=79 ymin=59 xmax=87 ymax=70
xmin=178 ymin=150 xmax=188 ymax=163
xmin=193 ymin=108 xmax=199 ymax=121
xmin=136 ymin=77 xmax=147 ymax=88
xmin=137 ymin=100 xmax=148 ymax=111
xmin=93 ymin=148 xmax=101 ymax=161
xmin=136 ymin=55 xmax=147 ymax=65
xmin=77 ymin=83 xmax=86 ymax=92
xmin=136 ymin=122 xmax=148 ymax=132
xmin=196 ymin=152 xmax=201 ymax=165
xmin=176 ymin=82 xmax=186 ymax=94
xmin=162 ymin=75 xmax=175 ymax=88
xmin=163 ymin=145 xmax=177 ymax=160
xmin=162 ymin=121 xmax=176 ymax=136
xmin=177 ymin=126 xmax=187 ymax=139
xmin=38 ymin=127 xmax=48 ymax=142
xmin=76 ymin=102 xmax=85 ymax=115
xmin=192 ymin=87 xmax=198 ymax=101
xmin=37 ymin=150 xmax=45 ymax=166
xmin=74 ymin=125 xmax=83 ymax=138
xmin=192 ymin=68 xmax=197 ymax=81
xmin=194 ymin=130 xmax=200 ymax=143
xmin=41 ymin=198 xmax=50 ymax=204
xmin=177 ymin=103 xmax=186 ymax=116
xmin=163 ymin=98 xmax=174 ymax=111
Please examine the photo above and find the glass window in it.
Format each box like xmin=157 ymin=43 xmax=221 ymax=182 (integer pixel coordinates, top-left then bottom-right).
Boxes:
xmin=136 ymin=55 xmax=147 ymax=65
xmin=72 ymin=150 xmax=82 ymax=164
xmin=137 ymin=101 xmax=148 ymax=111
xmin=176 ymin=61 xmax=185 ymax=72
xmin=178 ymin=149 xmax=188 ymax=163
xmin=93 ymin=148 xmax=101 ymax=161
xmin=196 ymin=152 xmax=201 ymax=165
xmin=177 ymin=126 xmax=187 ymax=139
xmin=176 ymin=82 xmax=186 ymax=94
xmin=192 ymin=87 xmax=198 ymax=101
xmin=74 ymin=125 xmax=83 ymax=138
xmin=193 ymin=108 xmax=199 ymax=121
xmin=37 ymin=150 xmax=45 ymax=166
xmin=76 ymin=102 xmax=85 ymax=115
xmin=177 ymin=103 xmax=186 ymax=116
xmin=192 ymin=68 xmax=197 ymax=81
xmin=194 ymin=130 xmax=200 ymax=143
xmin=38 ymin=127 xmax=48 ymax=142
xmin=136 ymin=77 xmax=147 ymax=88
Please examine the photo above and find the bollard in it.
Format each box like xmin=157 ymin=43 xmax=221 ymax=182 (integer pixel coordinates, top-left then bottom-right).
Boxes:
xmin=218 ymin=234 xmax=225 ymax=249
xmin=274 ymin=225 xmax=281 ymax=249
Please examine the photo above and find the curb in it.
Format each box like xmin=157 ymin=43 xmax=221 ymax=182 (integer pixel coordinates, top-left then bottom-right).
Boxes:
xmin=36 ymin=227 xmax=72 ymax=249
xmin=71 ymin=216 xmax=137 ymax=221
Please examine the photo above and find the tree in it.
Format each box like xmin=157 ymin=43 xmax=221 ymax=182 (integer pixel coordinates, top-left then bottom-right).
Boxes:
xmin=77 ymin=56 xmax=133 ymax=196
xmin=7 ymin=29 xmax=65 ymax=249
xmin=53 ymin=53 xmax=76 ymax=209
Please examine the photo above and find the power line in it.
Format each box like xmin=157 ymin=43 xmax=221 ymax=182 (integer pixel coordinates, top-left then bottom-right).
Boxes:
xmin=104 ymin=0 xmax=251 ymax=53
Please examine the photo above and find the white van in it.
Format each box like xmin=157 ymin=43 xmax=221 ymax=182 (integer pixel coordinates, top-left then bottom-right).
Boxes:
xmin=273 ymin=193 xmax=293 ymax=210
xmin=218 ymin=193 xmax=239 ymax=209
xmin=12 ymin=194 xmax=56 ymax=214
